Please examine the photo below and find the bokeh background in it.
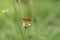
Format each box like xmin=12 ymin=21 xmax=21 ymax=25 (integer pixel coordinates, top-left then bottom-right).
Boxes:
xmin=0 ymin=0 xmax=60 ymax=40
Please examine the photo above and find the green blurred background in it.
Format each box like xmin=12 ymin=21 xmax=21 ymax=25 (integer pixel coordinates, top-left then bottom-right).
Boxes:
xmin=0 ymin=0 xmax=60 ymax=40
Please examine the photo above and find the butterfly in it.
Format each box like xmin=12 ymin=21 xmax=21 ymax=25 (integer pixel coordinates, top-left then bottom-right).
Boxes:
xmin=22 ymin=17 xmax=31 ymax=29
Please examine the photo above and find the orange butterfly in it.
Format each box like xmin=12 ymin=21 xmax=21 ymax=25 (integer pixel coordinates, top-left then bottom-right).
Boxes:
xmin=22 ymin=17 xmax=31 ymax=29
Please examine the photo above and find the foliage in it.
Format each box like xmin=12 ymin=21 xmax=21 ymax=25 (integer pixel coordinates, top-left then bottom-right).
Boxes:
xmin=0 ymin=0 xmax=60 ymax=40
